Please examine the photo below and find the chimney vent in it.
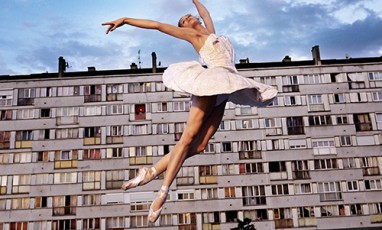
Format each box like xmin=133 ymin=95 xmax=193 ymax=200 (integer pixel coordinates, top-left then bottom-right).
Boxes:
xmin=152 ymin=52 xmax=157 ymax=73
xmin=130 ymin=63 xmax=138 ymax=69
xmin=282 ymin=56 xmax=292 ymax=62
xmin=88 ymin=67 xmax=96 ymax=72
xmin=311 ymin=45 xmax=321 ymax=65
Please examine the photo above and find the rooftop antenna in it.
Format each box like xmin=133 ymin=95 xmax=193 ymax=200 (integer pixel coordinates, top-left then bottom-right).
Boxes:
xmin=138 ymin=49 xmax=142 ymax=69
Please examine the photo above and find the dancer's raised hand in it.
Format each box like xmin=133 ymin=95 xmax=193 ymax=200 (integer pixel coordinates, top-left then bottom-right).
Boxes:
xmin=102 ymin=17 xmax=126 ymax=34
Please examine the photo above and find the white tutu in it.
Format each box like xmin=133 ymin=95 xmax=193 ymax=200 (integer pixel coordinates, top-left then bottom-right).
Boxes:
xmin=162 ymin=34 xmax=277 ymax=107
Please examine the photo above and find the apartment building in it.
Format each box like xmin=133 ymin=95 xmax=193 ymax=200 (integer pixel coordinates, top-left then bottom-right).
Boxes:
xmin=0 ymin=48 xmax=382 ymax=230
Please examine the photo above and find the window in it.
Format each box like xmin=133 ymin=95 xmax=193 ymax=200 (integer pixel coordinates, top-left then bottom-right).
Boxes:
xmin=84 ymin=127 xmax=101 ymax=138
xmin=83 ymin=171 xmax=101 ymax=190
xmin=106 ymin=170 xmax=124 ymax=189
xmin=353 ymin=113 xmax=372 ymax=131
xmin=336 ymin=115 xmax=348 ymax=124
xmin=244 ymin=209 xmax=268 ymax=221
xmin=0 ymin=93 xmax=12 ymax=106
xmin=130 ymin=215 xmax=148 ymax=228
xmin=35 ymin=174 xmax=49 ymax=185
xmin=292 ymin=160 xmax=310 ymax=179
xmin=18 ymin=88 xmax=35 ymax=105
xmin=173 ymin=101 xmax=190 ymax=111
xmin=128 ymin=82 xmax=151 ymax=93
xmin=176 ymin=166 xmax=195 ymax=185
xmin=16 ymin=130 xmax=33 ymax=141
xmin=199 ymin=165 xmax=217 ymax=176
xmin=269 ymin=161 xmax=286 ymax=172
xmin=334 ymin=93 xmax=346 ymax=103
xmin=0 ymin=131 xmax=11 ymax=149
xmin=203 ymin=143 xmax=215 ymax=154
xmin=84 ymin=85 xmax=102 ymax=102
xmin=177 ymin=190 xmax=195 ymax=200
xmin=309 ymin=115 xmax=332 ymax=126
xmin=0 ymin=110 xmax=12 ymax=120
xmin=35 ymin=196 xmax=48 ymax=208
xmin=14 ymin=152 xmax=32 ymax=163
xmin=361 ymin=156 xmax=380 ymax=175
xmin=84 ymin=106 xmax=102 ymax=116
xmin=135 ymin=104 xmax=146 ymax=120
xmin=106 ymin=84 xmax=123 ymax=101
xmin=155 ymin=102 xmax=168 ymax=112
xmin=314 ymin=159 xmax=338 ymax=170
xmin=342 ymin=158 xmax=356 ymax=169
xmin=365 ymin=179 xmax=382 ymax=190
xmin=242 ymin=185 xmax=266 ymax=206
xmin=304 ymin=74 xmax=321 ymax=84
xmin=369 ymin=203 xmax=382 ymax=215
xmin=56 ymin=128 xmax=79 ymax=139
xmin=11 ymin=197 xmax=30 ymax=210
xmin=56 ymin=107 xmax=80 ymax=117
xmin=57 ymin=86 xmax=80 ymax=96
xmin=340 ymin=135 xmax=352 ymax=146
xmin=368 ymin=72 xmax=382 ymax=80
xmin=287 ymin=117 xmax=304 ymax=135
xmin=12 ymin=175 xmax=30 ymax=194
xmin=221 ymin=142 xmax=232 ymax=152
xmin=236 ymin=119 xmax=254 ymax=129
xmin=321 ymin=205 xmax=345 ymax=217
xmin=200 ymin=188 xmax=218 ymax=200
xmin=350 ymin=204 xmax=362 ymax=215
xmin=83 ymin=194 xmax=101 ymax=206
xmin=271 ymin=184 xmax=289 ymax=195
xmin=284 ymin=95 xmax=297 ymax=105
xmin=82 ymin=218 xmax=100 ymax=229
xmin=40 ymin=108 xmax=50 ymax=118
xmin=224 ymin=187 xmax=236 ymax=198
xmin=106 ymin=147 xmax=123 ymax=158
xmin=222 ymin=164 xmax=236 ymax=175
xmin=347 ymin=181 xmax=359 ymax=191
xmin=312 ymin=139 xmax=336 ymax=155
xmin=83 ymin=148 xmax=101 ymax=160
xmin=53 ymin=196 xmax=77 ymax=216
xmin=372 ymin=91 xmax=382 ymax=101
xmin=274 ymin=208 xmax=292 ymax=219
xmin=178 ymin=213 xmax=196 ymax=225
xmin=282 ymin=76 xmax=299 ymax=92
xmin=265 ymin=118 xmax=282 ymax=128
xmin=106 ymin=104 xmax=124 ymax=115
xmin=295 ymin=183 xmax=311 ymax=194
xmin=239 ymin=163 xmax=263 ymax=174
xmin=156 ymin=123 xmax=169 ymax=134
xmin=308 ymin=95 xmax=323 ymax=104
xmin=298 ymin=207 xmax=315 ymax=218
xmin=218 ymin=120 xmax=231 ymax=131
xmin=54 ymin=172 xmax=77 ymax=184
xmin=0 ymin=176 xmax=7 ymax=195
xmin=202 ymin=212 xmax=220 ymax=224
xmin=317 ymin=182 xmax=342 ymax=201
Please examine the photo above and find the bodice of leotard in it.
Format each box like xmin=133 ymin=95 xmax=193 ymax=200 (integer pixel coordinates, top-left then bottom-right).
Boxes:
xmin=198 ymin=34 xmax=236 ymax=70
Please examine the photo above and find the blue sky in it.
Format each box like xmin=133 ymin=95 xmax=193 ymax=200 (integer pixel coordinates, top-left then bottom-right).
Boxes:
xmin=1 ymin=0 xmax=382 ymax=75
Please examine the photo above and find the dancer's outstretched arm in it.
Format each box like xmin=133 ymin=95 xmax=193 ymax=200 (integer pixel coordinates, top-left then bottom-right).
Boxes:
xmin=102 ymin=17 xmax=198 ymax=42
xmin=193 ymin=0 xmax=215 ymax=33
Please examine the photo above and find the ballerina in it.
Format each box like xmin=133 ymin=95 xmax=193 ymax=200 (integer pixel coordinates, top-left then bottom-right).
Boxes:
xmin=102 ymin=0 xmax=277 ymax=223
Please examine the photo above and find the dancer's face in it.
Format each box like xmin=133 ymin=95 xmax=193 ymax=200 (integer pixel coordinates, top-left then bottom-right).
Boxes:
xmin=178 ymin=14 xmax=200 ymax=27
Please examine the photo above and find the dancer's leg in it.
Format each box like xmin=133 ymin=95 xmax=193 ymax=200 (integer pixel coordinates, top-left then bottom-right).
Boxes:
xmin=122 ymin=100 xmax=227 ymax=190
xmin=149 ymin=96 xmax=218 ymax=219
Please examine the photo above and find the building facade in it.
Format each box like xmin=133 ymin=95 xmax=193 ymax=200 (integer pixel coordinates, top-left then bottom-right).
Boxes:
xmin=0 ymin=51 xmax=382 ymax=230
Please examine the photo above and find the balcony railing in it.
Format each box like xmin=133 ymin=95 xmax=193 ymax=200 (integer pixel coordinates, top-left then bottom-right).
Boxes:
xmin=319 ymin=192 xmax=342 ymax=201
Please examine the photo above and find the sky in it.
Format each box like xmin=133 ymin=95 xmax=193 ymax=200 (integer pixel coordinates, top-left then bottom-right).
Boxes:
xmin=1 ymin=0 xmax=382 ymax=75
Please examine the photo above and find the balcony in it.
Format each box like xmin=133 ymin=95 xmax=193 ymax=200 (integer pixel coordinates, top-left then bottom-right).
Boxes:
xmin=239 ymin=150 xmax=262 ymax=159
xmin=292 ymin=171 xmax=310 ymax=180
xmin=129 ymin=156 xmax=153 ymax=165
xmin=275 ymin=219 xmax=293 ymax=228
xmin=362 ymin=167 xmax=380 ymax=176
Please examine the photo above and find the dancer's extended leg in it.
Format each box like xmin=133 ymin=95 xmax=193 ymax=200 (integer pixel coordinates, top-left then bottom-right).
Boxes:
xmin=148 ymin=96 xmax=223 ymax=222
xmin=122 ymin=99 xmax=227 ymax=191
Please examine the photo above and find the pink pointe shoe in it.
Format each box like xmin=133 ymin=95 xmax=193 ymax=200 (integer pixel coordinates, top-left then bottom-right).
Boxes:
xmin=148 ymin=186 xmax=169 ymax=223
xmin=121 ymin=167 xmax=157 ymax=190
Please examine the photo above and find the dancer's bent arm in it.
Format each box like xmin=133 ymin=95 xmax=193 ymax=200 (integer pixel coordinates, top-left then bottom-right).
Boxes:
xmin=193 ymin=0 xmax=215 ymax=33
